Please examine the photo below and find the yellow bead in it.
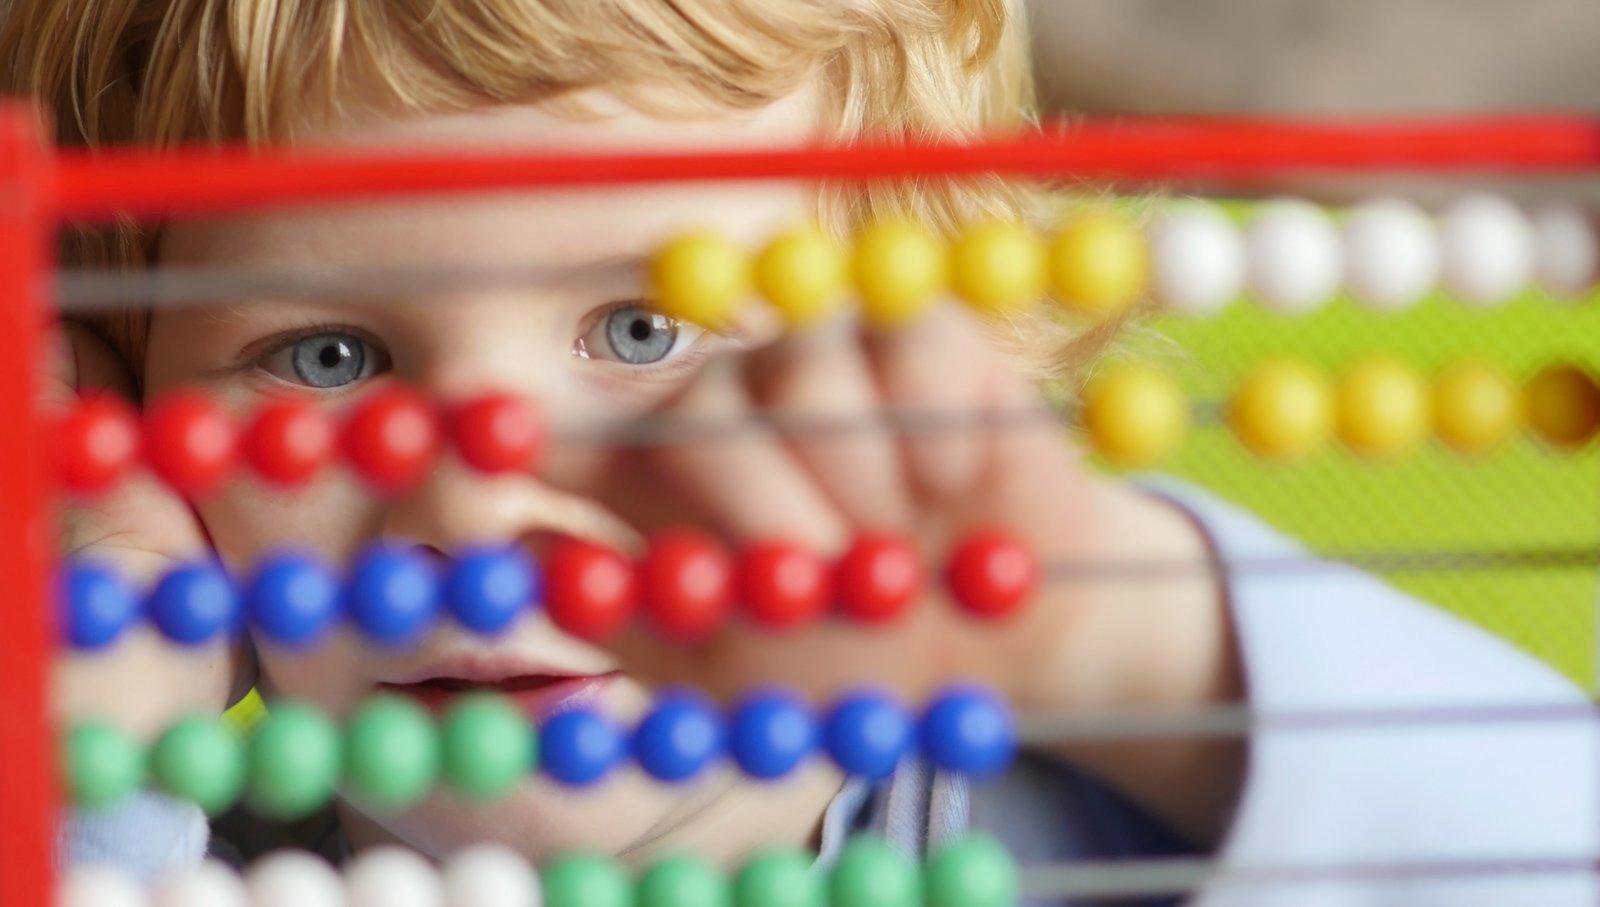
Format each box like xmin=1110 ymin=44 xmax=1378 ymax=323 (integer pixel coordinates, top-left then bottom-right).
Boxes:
xmin=1049 ymin=211 xmax=1148 ymax=319
xmin=1525 ymin=364 xmax=1600 ymax=448
xmin=852 ymin=220 xmax=948 ymax=329
xmin=754 ymin=228 xmax=848 ymax=328
xmin=1083 ymin=364 xmax=1190 ymax=466
xmin=949 ymin=221 xmax=1047 ymax=314
xmin=1432 ymin=361 xmax=1520 ymax=455
xmin=1229 ymin=360 xmax=1333 ymax=460
xmin=649 ymin=230 xmax=751 ymax=328
xmin=1335 ymin=357 xmax=1429 ymax=459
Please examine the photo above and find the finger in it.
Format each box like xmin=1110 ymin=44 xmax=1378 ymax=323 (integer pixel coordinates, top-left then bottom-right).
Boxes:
xmin=578 ymin=352 xmax=850 ymax=551
xmin=746 ymin=322 xmax=917 ymax=531
xmin=862 ymin=304 xmax=996 ymax=504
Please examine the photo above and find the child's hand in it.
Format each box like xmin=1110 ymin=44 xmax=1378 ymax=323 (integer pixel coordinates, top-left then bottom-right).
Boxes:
xmin=558 ymin=304 xmax=1244 ymax=844
xmin=561 ymin=305 xmax=1231 ymax=712
xmin=49 ymin=325 xmax=237 ymax=740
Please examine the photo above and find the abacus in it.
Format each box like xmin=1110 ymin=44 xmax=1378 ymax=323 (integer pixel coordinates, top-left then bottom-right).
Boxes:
xmin=7 ymin=107 xmax=1600 ymax=907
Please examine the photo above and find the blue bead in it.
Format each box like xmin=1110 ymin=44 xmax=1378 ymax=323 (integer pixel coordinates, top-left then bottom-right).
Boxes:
xmin=919 ymin=686 xmax=1015 ymax=779
xmin=447 ymin=544 xmax=537 ymax=635
xmin=247 ymin=551 xmax=341 ymax=648
xmin=824 ymin=689 xmax=911 ymax=780
xmin=729 ymin=688 xmax=817 ymax=780
xmin=64 ymin=561 xmax=140 ymax=650
xmin=148 ymin=562 xmax=239 ymax=646
xmin=348 ymin=544 xmax=442 ymax=646
xmin=541 ymin=709 xmax=626 ymax=786
xmin=634 ymin=691 xmax=724 ymax=783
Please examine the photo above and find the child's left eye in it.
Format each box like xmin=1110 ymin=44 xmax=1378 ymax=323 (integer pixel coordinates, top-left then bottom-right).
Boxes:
xmin=576 ymin=305 xmax=704 ymax=366
xmin=259 ymin=331 xmax=392 ymax=389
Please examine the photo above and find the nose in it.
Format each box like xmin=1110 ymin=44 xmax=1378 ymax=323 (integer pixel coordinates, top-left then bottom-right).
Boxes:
xmin=371 ymin=293 xmax=644 ymax=558
xmin=377 ymin=436 xmax=637 ymax=560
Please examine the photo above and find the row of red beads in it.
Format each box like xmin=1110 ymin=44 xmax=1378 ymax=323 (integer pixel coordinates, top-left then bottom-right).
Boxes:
xmin=52 ymin=386 xmax=541 ymax=497
xmin=548 ymin=529 xmax=1038 ymax=642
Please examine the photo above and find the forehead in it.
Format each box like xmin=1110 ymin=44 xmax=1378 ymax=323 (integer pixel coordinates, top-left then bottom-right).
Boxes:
xmin=160 ymin=87 xmax=822 ymax=271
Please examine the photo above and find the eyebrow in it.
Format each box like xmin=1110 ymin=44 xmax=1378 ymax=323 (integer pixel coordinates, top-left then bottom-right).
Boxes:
xmin=54 ymin=254 xmax=651 ymax=312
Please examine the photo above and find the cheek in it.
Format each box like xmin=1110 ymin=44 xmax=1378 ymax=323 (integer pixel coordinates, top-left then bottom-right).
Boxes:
xmin=197 ymin=475 xmax=383 ymax=566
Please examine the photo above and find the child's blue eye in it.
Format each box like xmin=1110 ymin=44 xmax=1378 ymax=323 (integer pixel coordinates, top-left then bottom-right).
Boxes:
xmin=262 ymin=331 xmax=388 ymax=389
xmin=579 ymin=305 xmax=701 ymax=366
xmin=606 ymin=307 xmax=677 ymax=364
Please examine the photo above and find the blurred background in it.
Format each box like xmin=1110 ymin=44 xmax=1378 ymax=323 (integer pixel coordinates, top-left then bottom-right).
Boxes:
xmin=1024 ymin=0 xmax=1600 ymax=688
xmin=1032 ymin=0 xmax=1600 ymax=116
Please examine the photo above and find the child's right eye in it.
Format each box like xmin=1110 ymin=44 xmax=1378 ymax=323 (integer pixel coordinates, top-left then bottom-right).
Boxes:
xmin=260 ymin=331 xmax=392 ymax=389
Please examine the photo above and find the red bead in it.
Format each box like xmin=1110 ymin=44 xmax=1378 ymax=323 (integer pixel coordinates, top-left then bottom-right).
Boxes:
xmin=244 ymin=400 xmax=335 ymax=485
xmin=945 ymin=530 xmax=1038 ymax=619
xmin=833 ymin=534 xmax=923 ymax=624
xmin=739 ymin=541 xmax=829 ymax=630
xmin=54 ymin=393 xmax=140 ymax=495
xmin=452 ymin=392 xmax=542 ymax=474
xmin=342 ymin=385 xmax=441 ymax=493
xmin=143 ymin=390 xmax=239 ymax=497
xmin=640 ymin=529 xmax=734 ymax=642
xmin=545 ymin=539 xmax=637 ymax=641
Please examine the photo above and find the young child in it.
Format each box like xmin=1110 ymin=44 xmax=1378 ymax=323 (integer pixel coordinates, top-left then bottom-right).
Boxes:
xmin=7 ymin=0 xmax=1597 ymax=904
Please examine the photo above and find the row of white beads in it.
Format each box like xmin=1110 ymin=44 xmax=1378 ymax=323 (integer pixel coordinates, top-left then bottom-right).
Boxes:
xmin=60 ymin=846 xmax=535 ymax=907
xmin=1151 ymin=196 xmax=1597 ymax=315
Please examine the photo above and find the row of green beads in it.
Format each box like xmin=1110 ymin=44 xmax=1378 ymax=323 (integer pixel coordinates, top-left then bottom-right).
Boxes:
xmin=546 ymin=835 xmax=1016 ymax=907
xmin=66 ymin=694 xmax=532 ymax=819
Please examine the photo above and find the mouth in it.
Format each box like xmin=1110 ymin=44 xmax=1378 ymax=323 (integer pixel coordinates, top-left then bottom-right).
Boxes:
xmin=379 ymin=670 xmax=622 ymax=721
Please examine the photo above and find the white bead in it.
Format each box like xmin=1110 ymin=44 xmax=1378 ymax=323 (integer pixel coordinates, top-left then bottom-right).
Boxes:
xmin=1438 ymin=194 xmax=1534 ymax=306
xmin=247 ymin=851 xmax=345 ymax=907
xmin=1533 ymin=202 xmax=1597 ymax=298
xmin=59 ymin=867 xmax=146 ymax=907
xmin=153 ymin=860 xmax=248 ymax=907
xmin=1342 ymin=198 xmax=1439 ymax=311
xmin=1150 ymin=203 xmax=1246 ymax=316
xmin=1244 ymin=199 xmax=1342 ymax=314
xmin=346 ymin=847 xmax=443 ymax=907
xmin=443 ymin=844 xmax=541 ymax=907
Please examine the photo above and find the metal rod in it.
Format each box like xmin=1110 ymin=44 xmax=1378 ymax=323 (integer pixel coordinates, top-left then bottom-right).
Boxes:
xmin=1015 ymin=854 xmax=1599 ymax=901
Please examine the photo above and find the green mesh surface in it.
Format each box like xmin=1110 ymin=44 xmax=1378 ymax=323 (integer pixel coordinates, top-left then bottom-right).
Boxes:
xmin=1141 ymin=291 xmax=1600 ymax=689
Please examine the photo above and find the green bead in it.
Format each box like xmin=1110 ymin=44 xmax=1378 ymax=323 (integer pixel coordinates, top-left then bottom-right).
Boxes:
xmin=151 ymin=717 xmax=246 ymax=816
xmin=734 ymin=850 xmax=822 ymax=907
xmin=344 ymin=695 xmax=439 ymax=811
xmin=925 ymin=834 xmax=1018 ymax=907
xmin=441 ymin=694 xmax=533 ymax=800
xmin=66 ymin=722 xmax=144 ymax=809
xmin=830 ymin=836 xmax=919 ymax=907
xmin=639 ymin=855 xmax=731 ymax=907
xmin=246 ymin=701 xmax=341 ymax=819
xmin=543 ymin=853 xmax=633 ymax=907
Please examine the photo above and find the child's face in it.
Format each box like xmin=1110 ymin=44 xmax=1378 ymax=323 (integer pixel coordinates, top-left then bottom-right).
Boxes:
xmin=144 ymin=89 xmax=842 ymax=859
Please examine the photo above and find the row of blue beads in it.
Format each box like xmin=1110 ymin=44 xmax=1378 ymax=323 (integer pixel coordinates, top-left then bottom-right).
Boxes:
xmin=64 ymin=543 xmax=537 ymax=650
xmin=543 ymin=686 xmax=1015 ymax=785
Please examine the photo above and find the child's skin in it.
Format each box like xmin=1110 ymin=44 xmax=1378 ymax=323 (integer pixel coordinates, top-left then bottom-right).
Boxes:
xmin=57 ymin=79 xmax=1243 ymax=864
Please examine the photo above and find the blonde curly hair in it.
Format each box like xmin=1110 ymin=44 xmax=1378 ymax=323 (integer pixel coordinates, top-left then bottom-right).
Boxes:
xmin=0 ymin=0 xmax=1118 ymax=389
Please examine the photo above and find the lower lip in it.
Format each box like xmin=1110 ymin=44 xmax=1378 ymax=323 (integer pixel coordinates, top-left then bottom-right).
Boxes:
xmin=382 ymin=672 xmax=620 ymax=723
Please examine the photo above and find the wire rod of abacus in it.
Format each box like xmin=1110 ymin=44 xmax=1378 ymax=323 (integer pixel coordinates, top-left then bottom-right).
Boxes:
xmin=1014 ymin=854 xmax=1600 ymax=901
xmin=47 ymin=116 xmax=1600 ymax=222
xmin=1013 ymin=701 xmax=1600 ymax=747
xmin=53 ymin=263 xmax=627 ymax=311
xmin=1038 ymin=546 xmax=1600 ymax=581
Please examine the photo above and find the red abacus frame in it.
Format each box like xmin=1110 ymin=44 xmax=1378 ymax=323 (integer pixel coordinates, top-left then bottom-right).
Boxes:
xmin=6 ymin=103 xmax=1600 ymax=905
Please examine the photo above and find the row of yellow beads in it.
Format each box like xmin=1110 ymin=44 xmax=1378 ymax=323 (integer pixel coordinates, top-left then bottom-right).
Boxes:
xmin=1085 ymin=360 xmax=1600 ymax=465
xmin=649 ymin=215 xmax=1146 ymax=330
